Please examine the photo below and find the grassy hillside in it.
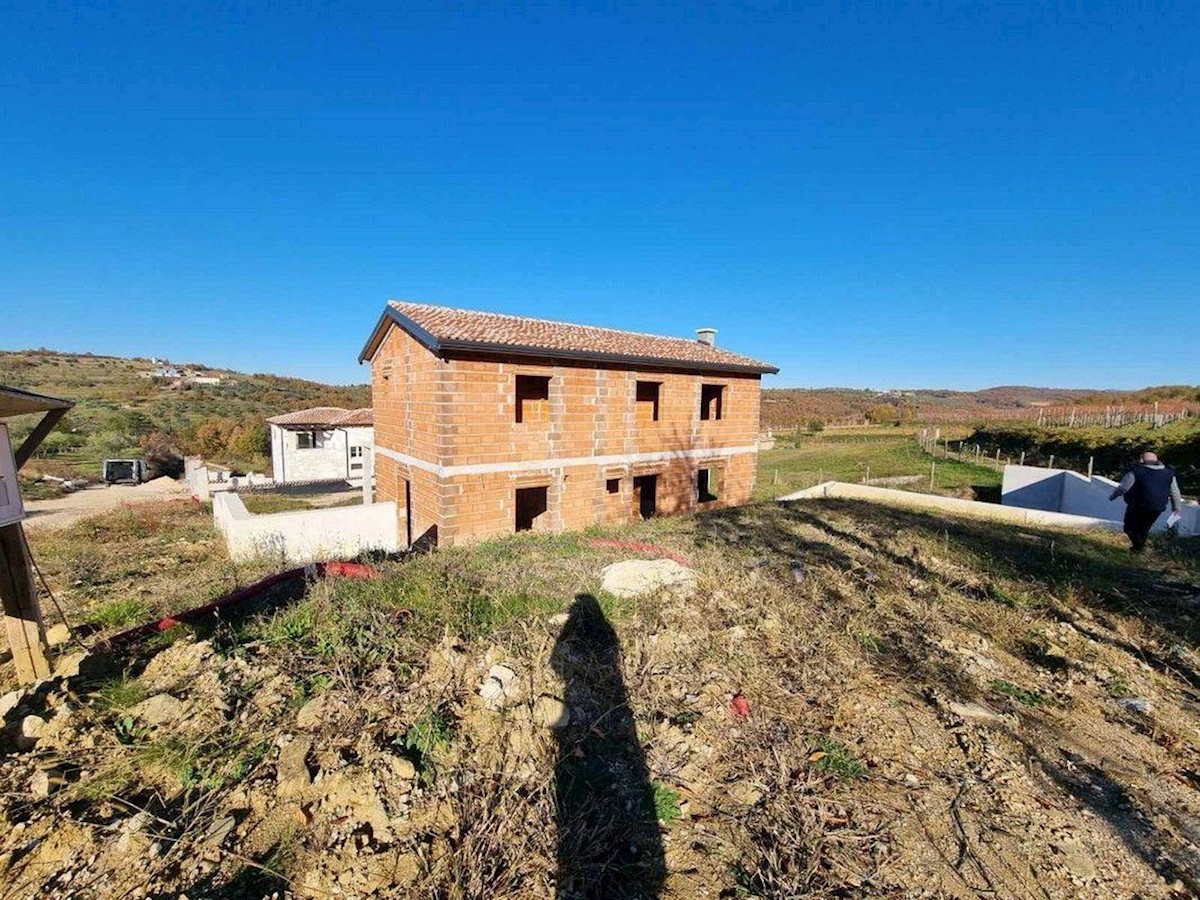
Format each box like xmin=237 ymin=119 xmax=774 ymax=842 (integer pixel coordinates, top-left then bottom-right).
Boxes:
xmin=0 ymin=349 xmax=369 ymax=477
xmin=5 ymin=497 xmax=1198 ymax=897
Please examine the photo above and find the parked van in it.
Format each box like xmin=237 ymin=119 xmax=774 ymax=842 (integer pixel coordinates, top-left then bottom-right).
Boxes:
xmin=102 ymin=458 xmax=149 ymax=485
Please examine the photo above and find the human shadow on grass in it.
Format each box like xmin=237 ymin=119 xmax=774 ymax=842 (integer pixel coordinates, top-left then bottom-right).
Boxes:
xmin=551 ymin=594 xmax=665 ymax=900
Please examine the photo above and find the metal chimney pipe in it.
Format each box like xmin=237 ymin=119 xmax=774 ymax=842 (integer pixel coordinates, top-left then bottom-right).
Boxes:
xmin=696 ymin=327 xmax=717 ymax=346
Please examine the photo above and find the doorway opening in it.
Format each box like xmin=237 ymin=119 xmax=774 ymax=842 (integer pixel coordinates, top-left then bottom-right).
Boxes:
xmin=516 ymin=486 xmax=549 ymax=532
xmin=632 ymin=474 xmax=657 ymax=520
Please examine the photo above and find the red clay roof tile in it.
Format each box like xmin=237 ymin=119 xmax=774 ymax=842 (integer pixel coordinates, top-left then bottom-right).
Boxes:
xmin=365 ymin=301 xmax=777 ymax=374
xmin=267 ymin=407 xmax=351 ymax=427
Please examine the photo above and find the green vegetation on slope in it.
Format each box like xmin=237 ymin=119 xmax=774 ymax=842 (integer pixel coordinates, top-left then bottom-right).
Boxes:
xmin=0 ymin=349 xmax=369 ymax=478
xmin=967 ymin=418 xmax=1200 ymax=493
xmin=761 ymin=384 xmax=1199 ymax=430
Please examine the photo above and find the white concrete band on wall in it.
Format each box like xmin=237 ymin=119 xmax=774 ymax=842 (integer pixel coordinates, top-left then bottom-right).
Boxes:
xmin=213 ymin=492 xmax=399 ymax=563
xmin=374 ymin=444 xmax=759 ymax=479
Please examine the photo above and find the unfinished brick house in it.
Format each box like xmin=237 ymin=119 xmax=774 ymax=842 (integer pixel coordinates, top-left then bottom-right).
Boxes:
xmin=358 ymin=302 xmax=778 ymax=547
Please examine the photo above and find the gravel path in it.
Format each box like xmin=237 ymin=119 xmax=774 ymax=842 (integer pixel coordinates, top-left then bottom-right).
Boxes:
xmin=22 ymin=477 xmax=189 ymax=531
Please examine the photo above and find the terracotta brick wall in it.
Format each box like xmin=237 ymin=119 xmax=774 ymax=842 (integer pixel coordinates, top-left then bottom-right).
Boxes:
xmin=369 ymin=327 xmax=446 ymax=542
xmin=438 ymin=354 xmax=761 ymax=467
xmin=368 ymin=329 xmax=765 ymax=547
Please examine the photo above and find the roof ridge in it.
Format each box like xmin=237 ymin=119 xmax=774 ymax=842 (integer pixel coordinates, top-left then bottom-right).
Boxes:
xmin=388 ymin=300 xmax=712 ymax=348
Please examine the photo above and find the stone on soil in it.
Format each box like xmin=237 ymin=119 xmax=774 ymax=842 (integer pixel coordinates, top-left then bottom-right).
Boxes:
xmin=140 ymin=640 xmax=215 ymax=692
xmin=1117 ymin=697 xmax=1152 ymax=715
xmin=276 ymin=736 xmax=313 ymax=799
xmin=599 ymin=558 xmax=697 ymax=599
xmin=131 ymin=694 xmax=185 ymax=726
xmin=946 ymin=700 xmax=1006 ymax=724
xmin=0 ymin=689 xmax=23 ymax=720
xmin=53 ymin=651 xmax=87 ymax=679
xmin=533 ymin=695 xmax=570 ymax=729
xmin=479 ymin=663 xmax=519 ymax=711
xmin=15 ymin=714 xmax=47 ymax=750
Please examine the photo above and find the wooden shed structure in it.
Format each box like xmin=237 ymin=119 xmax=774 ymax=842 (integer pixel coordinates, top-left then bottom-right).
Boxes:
xmin=1 ymin=384 xmax=74 ymax=682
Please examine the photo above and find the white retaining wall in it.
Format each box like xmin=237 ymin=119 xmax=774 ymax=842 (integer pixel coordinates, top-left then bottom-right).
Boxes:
xmin=779 ymin=481 xmax=1125 ymax=532
xmin=213 ymin=492 xmax=399 ymax=563
xmin=1001 ymin=465 xmax=1197 ymax=537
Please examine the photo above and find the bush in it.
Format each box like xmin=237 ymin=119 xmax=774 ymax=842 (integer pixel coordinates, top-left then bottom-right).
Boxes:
xmin=140 ymin=430 xmax=184 ymax=478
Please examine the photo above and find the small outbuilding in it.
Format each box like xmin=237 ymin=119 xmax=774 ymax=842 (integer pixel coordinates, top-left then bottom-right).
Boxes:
xmin=1 ymin=384 xmax=74 ymax=683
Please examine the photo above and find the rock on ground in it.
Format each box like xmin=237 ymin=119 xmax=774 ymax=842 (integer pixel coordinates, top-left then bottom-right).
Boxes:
xmin=131 ymin=694 xmax=186 ymax=726
xmin=479 ymin=663 xmax=520 ymax=711
xmin=600 ymin=559 xmax=697 ymax=599
xmin=533 ymin=695 xmax=571 ymax=729
xmin=276 ymin=736 xmax=313 ymax=800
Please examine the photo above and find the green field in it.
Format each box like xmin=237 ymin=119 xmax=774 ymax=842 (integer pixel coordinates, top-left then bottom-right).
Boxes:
xmin=757 ymin=428 xmax=1002 ymax=500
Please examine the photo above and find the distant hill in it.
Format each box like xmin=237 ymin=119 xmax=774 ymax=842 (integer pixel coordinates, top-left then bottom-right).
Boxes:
xmin=762 ymin=384 xmax=1200 ymax=430
xmin=0 ymin=349 xmax=370 ymax=476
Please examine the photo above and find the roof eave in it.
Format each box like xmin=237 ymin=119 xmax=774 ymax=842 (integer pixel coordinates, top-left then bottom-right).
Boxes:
xmin=437 ymin=339 xmax=778 ymax=375
xmin=0 ymin=384 xmax=75 ymax=418
xmin=358 ymin=305 xmax=780 ymax=374
xmin=358 ymin=306 xmax=442 ymax=363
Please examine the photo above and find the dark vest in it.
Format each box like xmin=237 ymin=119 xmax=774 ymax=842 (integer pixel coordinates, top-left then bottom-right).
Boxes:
xmin=1126 ymin=464 xmax=1175 ymax=512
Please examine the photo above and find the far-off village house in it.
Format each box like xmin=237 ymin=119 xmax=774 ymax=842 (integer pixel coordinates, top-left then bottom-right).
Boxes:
xmin=267 ymin=407 xmax=374 ymax=485
xmin=359 ymin=302 xmax=777 ymax=547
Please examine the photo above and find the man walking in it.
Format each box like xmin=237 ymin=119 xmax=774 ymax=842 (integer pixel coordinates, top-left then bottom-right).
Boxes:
xmin=1109 ymin=451 xmax=1183 ymax=552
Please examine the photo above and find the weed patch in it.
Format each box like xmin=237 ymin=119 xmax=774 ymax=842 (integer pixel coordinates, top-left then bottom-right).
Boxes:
xmin=991 ymin=679 xmax=1045 ymax=707
xmin=89 ymin=598 xmax=149 ymax=628
xmin=808 ymin=735 xmax=867 ymax=781
xmin=652 ymin=780 xmax=683 ymax=826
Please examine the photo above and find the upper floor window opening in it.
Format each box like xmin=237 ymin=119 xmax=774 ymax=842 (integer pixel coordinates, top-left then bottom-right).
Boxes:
xmin=700 ymin=384 xmax=724 ymax=421
xmin=515 ymin=375 xmax=551 ymax=424
xmin=635 ymin=380 xmax=661 ymax=423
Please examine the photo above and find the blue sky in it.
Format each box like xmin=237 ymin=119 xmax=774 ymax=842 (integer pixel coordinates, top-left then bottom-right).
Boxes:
xmin=2 ymin=3 xmax=1196 ymax=389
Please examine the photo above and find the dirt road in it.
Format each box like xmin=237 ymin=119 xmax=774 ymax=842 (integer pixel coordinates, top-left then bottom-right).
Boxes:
xmin=22 ymin=477 xmax=190 ymax=531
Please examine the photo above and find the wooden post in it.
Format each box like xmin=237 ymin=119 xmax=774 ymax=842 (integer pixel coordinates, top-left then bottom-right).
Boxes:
xmin=1019 ymin=450 xmax=1025 ymax=466
xmin=1048 ymin=454 xmax=1055 ymax=469
xmin=930 ymin=460 xmax=936 ymax=490
xmin=995 ymin=447 xmax=1001 ymax=464
xmin=0 ymin=523 xmax=50 ymax=683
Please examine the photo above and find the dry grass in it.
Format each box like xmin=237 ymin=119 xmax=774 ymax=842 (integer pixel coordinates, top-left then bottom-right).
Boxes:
xmin=2 ymin=498 xmax=1198 ymax=898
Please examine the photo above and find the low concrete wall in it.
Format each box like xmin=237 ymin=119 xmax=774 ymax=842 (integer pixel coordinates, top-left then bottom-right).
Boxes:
xmin=1002 ymin=465 xmax=1198 ymax=537
xmin=184 ymin=457 xmax=210 ymax=501
xmin=999 ymin=465 xmax=1065 ymax=512
xmin=213 ymin=492 xmax=400 ymax=563
xmin=185 ymin=457 xmax=274 ymax=500
xmin=779 ymin=481 xmax=1125 ymax=532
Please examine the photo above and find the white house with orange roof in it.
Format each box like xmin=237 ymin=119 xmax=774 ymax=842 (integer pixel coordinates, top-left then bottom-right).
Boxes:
xmin=267 ymin=407 xmax=374 ymax=485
